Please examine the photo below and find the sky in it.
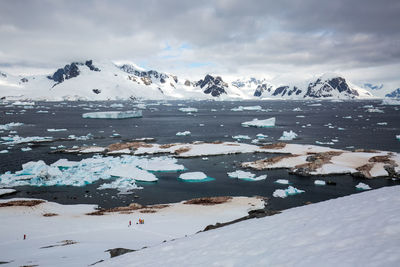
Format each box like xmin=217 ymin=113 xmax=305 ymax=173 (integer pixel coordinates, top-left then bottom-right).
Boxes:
xmin=0 ymin=0 xmax=399 ymax=91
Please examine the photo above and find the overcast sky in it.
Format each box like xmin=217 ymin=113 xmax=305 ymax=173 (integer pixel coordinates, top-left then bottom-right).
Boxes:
xmin=0 ymin=0 xmax=399 ymax=89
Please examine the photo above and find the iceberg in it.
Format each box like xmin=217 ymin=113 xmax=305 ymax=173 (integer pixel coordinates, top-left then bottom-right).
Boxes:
xmin=82 ymin=110 xmax=142 ymax=119
xmin=278 ymin=130 xmax=298 ymax=141
xmin=314 ymin=180 xmax=326 ymax=185
xmin=176 ymin=131 xmax=191 ymax=136
xmin=256 ymin=133 xmax=268 ymax=139
xmin=110 ymin=103 xmax=124 ymax=108
xmin=231 ymin=106 xmax=263 ymax=111
xmin=0 ymin=150 xmax=9 ymax=154
xmin=242 ymin=117 xmax=276 ymax=128
xmin=366 ymin=108 xmax=384 ymax=113
xmin=396 ymin=135 xmax=400 ymax=141
xmin=1 ymin=135 xmax=53 ymax=145
xmin=0 ymin=155 xmax=185 ymax=188
xmin=12 ymin=101 xmax=34 ymax=106
xmin=178 ymin=172 xmax=214 ymax=182
xmin=21 ymin=147 xmax=32 ymax=152
xmin=376 ymin=122 xmax=387 ymax=126
xmin=273 ymin=186 xmax=305 ymax=198
xmin=227 ymin=170 xmax=267 ymax=181
xmin=98 ymin=177 xmax=141 ymax=193
xmin=356 ymin=182 xmax=371 ymax=190
xmin=178 ymin=107 xmax=198 ymax=113
xmin=232 ymin=135 xmax=251 ymax=140
xmin=275 ymin=179 xmax=290 ymax=184
xmin=47 ymin=128 xmax=67 ymax=132
xmin=0 ymin=122 xmax=24 ymax=131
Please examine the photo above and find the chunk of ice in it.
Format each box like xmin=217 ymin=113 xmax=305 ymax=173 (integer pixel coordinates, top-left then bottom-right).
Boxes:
xmin=82 ymin=110 xmax=142 ymax=119
xmin=275 ymin=179 xmax=289 ymax=184
xmin=232 ymin=135 xmax=251 ymax=140
xmin=176 ymin=131 xmax=191 ymax=136
xmin=0 ymin=122 xmax=24 ymax=131
xmin=178 ymin=172 xmax=213 ymax=182
xmin=278 ymin=130 xmax=298 ymax=141
xmin=47 ymin=128 xmax=67 ymax=132
xmin=178 ymin=107 xmax=198 ymax=113
xmin=231 ymin=106 xmax=263 ymax=111
xmin=227 ymin=170 xmax=267 ymax=181
xmin=242 ymin=117 xmax=275 ymax=128
xmin=273 ymin=186 xmax=305 ymax=198
xmin=356 ymin=182 xmax=371 ymax=190
xmin=314 ymin=180 xmax=326 ymax=185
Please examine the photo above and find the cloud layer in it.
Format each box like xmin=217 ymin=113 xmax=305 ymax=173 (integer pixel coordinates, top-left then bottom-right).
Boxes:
xmin=0 ymin=0 xmax=399 ymax=88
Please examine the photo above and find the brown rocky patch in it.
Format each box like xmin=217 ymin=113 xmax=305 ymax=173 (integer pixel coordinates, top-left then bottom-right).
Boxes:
xmin=184 ymin=196 xmax=232 ymax=206
xmin=241 ymin=154 xmax=298 ymax=170
xmin=0 ymin=200 xmax=45 ymax=208
xmin=174 ymin=146 xmax=191 ymax=155
xmin=43 ymin=213 xmax=58 ymax=217
xmin=107 ymin=142 xmax=153 ymax=152
xmin=259 ymin=142 xmax=287 ymax=149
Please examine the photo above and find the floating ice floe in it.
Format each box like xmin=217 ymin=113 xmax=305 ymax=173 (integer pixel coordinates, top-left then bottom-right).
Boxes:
xmin=315 ymin=141 xmax=334 ymax=145
xmin=396 ymin=135 xmax=400 ymax=141
xmin=343 ymin=116 xmax=352 ymax=119
xmin=21 ymin=147 xmax=32 ymax=152
xmin=176 ymin=131 xmax=191 ymax=136
xmin=356 ymin=182 xmax=371 ymax=190
xmin=47 ymin=128 xmax=67 ymax=132
xmin=296 ymin=115 xmax=305 ymax=118
xmin=308 ymin=103 xmax=322 ymax=106
xmin=232 ymin=135 xmax=251 ymax=140
xmin=0 ymin=150 xmax=9 ymax=153
xmin=178 ymin=172 xmax=214 ymax=182
xmin=278 ymin=130 xmax=298 ymax=141
xmin=275 ymin=179 xmax=290 ymax=184
xmin=292 ymin=108 xmax=302 ymax=111
xmin=36 ymin=110 xmax=48 ymax=113
xmin=256 ymin=133 xmax=268 ymax=139
xmin=314 ymin=180 xmax=326 ymax=185
xmin=273 ymin=186 xmax=305 ymax=198
xmin=0 ymin=155 xmax=184 ymax=192
xmin=0 ymin=122 xmax=24 ymax=131
xmin=376 ymin=122 xmax=387 ymax=126
xmin=178 ymin=107 xmax=198 ymax=113
xmin=227 ymin=170 xmax=267 ymax=181
xmin=1 ymin=135 xmax=53 ymax=145
xmin=366 ymin=108 xmax=384 ymax=113
xmin=231 ymin=106 xmax=263 ymax=111
xmin=82 ymin=110 xmax=142 ymax=119
xmin=242 ymin=117 xmax=275 ymax=128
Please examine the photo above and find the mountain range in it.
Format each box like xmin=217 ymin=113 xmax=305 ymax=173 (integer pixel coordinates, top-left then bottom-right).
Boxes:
xmin=0 ymin=60 xmax=387 ymax=101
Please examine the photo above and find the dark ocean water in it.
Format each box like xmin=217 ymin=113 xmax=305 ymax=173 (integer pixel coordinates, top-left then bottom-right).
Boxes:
xmin=0 ymin=100 xmax=399 ymax=211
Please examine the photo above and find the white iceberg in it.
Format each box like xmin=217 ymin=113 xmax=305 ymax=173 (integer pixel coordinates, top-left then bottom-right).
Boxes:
xmin=0 ymin=122 xmax=24 ymax=131
xmin=98 ymin=177 xmax=141 ymax=193
xmin=0 ymin=150 xmax=9 ymax=154
xmin=227 ymin=170 xmax=267 ymax=181
xmin=314 ymin=180 xmax=326 ymax=185
xmin=232 ymin=135 xmax=251 ymax=140
xmin=82 ymin=110 xmax=142 ymax=119
xmin=292 ymin=107 xmax=302 ymax=111
xmin=242 ymin=117 xmax=276 ymax=128
xmin=0 ymin=155 xmax=185 ymax=188
xmin=110 ymin=103 xmax=124 ymax=108
xmin=178 ymin=107 xmax=198 ymax=113
xmin=273 ymin=186 xmax=305 ymax=198
xmin=176 ymin=131 xmax=191 ymax=136
xmin=21 ymin=147 xmax=32 ymax=152
xmin=47 ymin=128 xmax=67 ymax=132
xmin=396 ymin=135 xmax=400 ymax=141
xmin=381 ymin=99 xmax=400 ymax=105
xmin=231 ymin=106 xmax=263 ymax=111
xmin=107 ymin=165 xmax=158 ymax=182
xmin=376 ymin=122 xmax=387 ymax=126
xmin=367 ymin=108 xmax=384 ymax=113
xmin=178 ymin=172 xmax=213 ymax=182
xmin=356 ymin=182 xmax=371 ymax=190
xmin=275 ymin=179 xmax=289 ymax=184
xmin=12 ymin=101 xmax=34 ymax=106
xmin=278 ymin=130 xmax=298 ymax=141
xmin=1 ymin=135 xmax=53 ymax=145
xmin=256 ymin=133 xmax=268 ymax=139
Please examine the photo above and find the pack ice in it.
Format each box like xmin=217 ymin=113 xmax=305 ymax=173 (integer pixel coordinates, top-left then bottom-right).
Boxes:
xmin=82 ymin=110 xmax=142 ymax=119
xmin=0 ymin=156 xmax=184 ymax=192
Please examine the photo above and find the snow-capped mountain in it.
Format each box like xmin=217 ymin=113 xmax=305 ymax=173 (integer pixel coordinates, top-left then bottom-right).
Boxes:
xmin=0 ymin=60 xmax=376 ymax=101
xmin=385 ymin=88 xmax=400 ymax=98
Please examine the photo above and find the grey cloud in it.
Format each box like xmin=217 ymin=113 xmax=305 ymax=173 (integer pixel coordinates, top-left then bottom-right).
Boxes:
xmin=0 ymin=0 xmax=399 ymax=86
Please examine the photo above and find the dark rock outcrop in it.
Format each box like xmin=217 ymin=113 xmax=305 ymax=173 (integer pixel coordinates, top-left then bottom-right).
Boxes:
xmin=47 ymin=60 xmax=100 ymax=84
xmin=304 ymin=77 xmax=359 ymax=98
xmin=385 ymin=88 xmax=400 ymax=98
xmin=196 ymin=74 xmax=228 ymax=97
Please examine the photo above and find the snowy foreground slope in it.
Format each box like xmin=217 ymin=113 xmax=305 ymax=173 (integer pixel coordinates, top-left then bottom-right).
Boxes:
xmin=101 ymin=186 xmax=400 ymax=267
xmin=0 ymin=60 xmax=374 ymax=100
